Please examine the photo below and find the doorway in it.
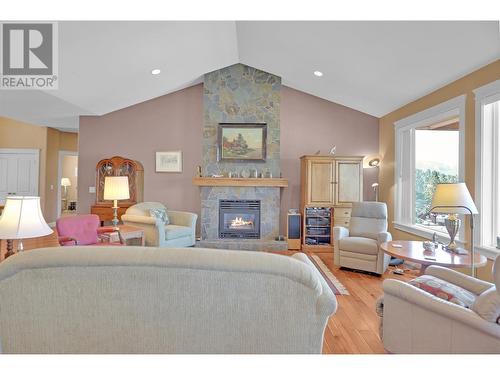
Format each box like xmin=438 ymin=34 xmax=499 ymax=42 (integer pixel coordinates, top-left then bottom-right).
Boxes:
xmin=57 ymin=151 xmax=78 ymax=218
xmin=0 ymin=148 xmax=40 ymax=205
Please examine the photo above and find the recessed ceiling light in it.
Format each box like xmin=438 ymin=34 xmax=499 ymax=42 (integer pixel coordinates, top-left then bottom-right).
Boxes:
xmin=313 ymin=71 xmax=323 ymax=77
xmin=151 ymin=69 xmax=161 ymax=75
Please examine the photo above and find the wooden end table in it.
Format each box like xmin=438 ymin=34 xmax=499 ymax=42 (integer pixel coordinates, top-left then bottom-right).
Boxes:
xmin=103 ymin=225 xmax=145 ymax=246
xmin=381 ymin=240 xmax=487 ymax=275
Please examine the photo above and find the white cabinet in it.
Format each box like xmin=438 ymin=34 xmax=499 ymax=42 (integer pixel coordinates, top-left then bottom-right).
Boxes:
xmin=0 ymin=149 xmax=39 ymax=205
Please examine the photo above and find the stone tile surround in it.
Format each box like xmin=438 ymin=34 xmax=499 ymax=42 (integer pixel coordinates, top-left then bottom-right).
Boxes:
xmin=199 ymin=64 xmax=285 ymax=250
xmin=200 ymin=186 xmax=280 ymax=241
xmin=202 ymin=63 xmax=281 ymax=178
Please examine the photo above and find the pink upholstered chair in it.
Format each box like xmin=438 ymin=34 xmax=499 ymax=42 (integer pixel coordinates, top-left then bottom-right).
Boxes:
xmin=56 ymin=214 xmax=124 ymax=246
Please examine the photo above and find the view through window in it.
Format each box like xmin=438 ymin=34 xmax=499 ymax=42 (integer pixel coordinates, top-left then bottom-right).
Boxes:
xmin=415 ymin=119 xmax=459 ymax=232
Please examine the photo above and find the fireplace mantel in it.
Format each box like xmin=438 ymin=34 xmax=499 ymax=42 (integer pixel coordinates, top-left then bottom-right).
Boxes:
xmin=193 ymin=177 xmax=288 ymax=188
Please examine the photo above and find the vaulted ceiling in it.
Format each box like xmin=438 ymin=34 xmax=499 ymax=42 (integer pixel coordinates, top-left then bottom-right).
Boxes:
xmin=1 ymin=21 xmax=499 ymax=131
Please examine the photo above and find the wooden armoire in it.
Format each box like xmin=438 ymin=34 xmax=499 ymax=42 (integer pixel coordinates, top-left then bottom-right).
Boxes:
xmin=90 ymin=156 xmax=144 ymax=224
xmin=300 ymin=155 xmax=364 ymax=252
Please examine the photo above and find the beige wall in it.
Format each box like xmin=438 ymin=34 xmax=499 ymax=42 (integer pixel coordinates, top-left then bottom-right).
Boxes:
xmin=0 ymin=117 xmax=78 ymax=223
xmin=379 ymin=59 xmax=500 ymax=281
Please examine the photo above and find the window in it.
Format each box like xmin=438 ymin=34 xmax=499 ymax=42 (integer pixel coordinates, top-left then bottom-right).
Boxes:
xmin=394 ymin=95 xmax=465 ymax=241
xmin=415 ymin=123 xmax=459 ymax=233
xmin=474 ymin=79 xmax=500 ymax=258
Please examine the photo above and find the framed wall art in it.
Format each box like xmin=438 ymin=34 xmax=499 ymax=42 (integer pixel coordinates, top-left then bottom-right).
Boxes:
xmin=217 ymin=123 xmax=267 ymax=162
xmin=155 ymin=151 xmax=183 ymax=172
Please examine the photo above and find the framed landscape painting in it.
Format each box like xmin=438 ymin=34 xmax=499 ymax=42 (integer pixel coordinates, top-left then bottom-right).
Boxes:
xmin=217 ymin=123 xmax=267 ymax=162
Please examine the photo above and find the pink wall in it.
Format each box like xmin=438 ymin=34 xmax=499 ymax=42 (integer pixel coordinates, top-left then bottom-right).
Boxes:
xmin=78 ymin=84 xmax=203 ymax=220
xmin=78 ymin=84 xmax=379 ymax=235
xmin=280 ymin=86 xmax=379 ymax=232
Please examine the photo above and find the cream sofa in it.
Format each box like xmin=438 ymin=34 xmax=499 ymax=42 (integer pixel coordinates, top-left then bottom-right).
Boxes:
xmin=333 ymin=202 xmax=391 ymax=275
xmin=0 ymin=246 xmax=337 ymax=354
xmin=382 ymin=257 xmax=500 ymax=353
xmin=121 ymin=202 xmax=197 ymax=247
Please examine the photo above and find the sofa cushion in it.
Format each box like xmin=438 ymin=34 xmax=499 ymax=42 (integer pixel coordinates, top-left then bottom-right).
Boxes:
xmin=165 ymin=225 xmax=192 ymax=240
xmin=471 ymin=287 xmax=500 ymax=324
xmin=409 ymin=275 xmax=476 ymax=308
xmin=150 ymin=208 xmax=170 ymax=225
xmin=339 ymin=237 xmax=379 ymax=255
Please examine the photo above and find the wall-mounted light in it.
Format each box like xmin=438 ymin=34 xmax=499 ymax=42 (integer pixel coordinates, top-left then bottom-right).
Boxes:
xmin=368 ymin=158 xmax=380 ymax=167
xmin=363 ymin=154 xmax=382 ymax=169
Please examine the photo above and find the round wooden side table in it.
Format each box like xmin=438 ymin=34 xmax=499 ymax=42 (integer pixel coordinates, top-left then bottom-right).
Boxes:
xmin=381 ymin=240 xmax=487 ymax=275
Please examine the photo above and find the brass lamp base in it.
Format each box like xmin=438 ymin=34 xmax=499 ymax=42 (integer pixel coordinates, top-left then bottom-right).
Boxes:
xmin=444 ymin=214 xmax=460 ymax=250
xmin=111 ymin=199 xmax=120 ymax=230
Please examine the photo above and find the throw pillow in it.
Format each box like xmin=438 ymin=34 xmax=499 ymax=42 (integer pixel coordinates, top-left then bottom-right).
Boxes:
xmin=150 ymin=208 xmax=170 ymax=225
xmin=471 ymin=287 xmax=500 ymax=324
xmin=408 ymin=275 xmax=476 ymax=308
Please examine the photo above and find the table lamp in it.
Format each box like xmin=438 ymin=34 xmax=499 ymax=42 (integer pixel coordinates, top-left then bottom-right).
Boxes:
xmin=0 ymin=196 xmax=53 ymax=259
xmin=104 ymin=176 xmax=130 ymax=230
xmin=61 ymin=177 xmax=71 ymax=211
xmin=430 ymin=183 xmax=479 ymax=276
xmin=61 ymin=177 xmax=71 ymax=195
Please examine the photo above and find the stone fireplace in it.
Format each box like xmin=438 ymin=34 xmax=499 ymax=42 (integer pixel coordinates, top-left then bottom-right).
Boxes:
xmin=196 ymin=63 xmax=287 ymax=251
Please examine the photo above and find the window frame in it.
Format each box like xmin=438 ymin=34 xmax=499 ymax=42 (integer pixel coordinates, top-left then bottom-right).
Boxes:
xmin=474 ymin=79 xmax=500 ymax=260
xmin=393 ymin=95 xmax=466 ymax=244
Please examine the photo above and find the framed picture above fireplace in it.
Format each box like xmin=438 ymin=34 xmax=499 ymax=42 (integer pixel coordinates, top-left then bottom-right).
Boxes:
xmin=217 ymin=123 xmax=267 ymax=162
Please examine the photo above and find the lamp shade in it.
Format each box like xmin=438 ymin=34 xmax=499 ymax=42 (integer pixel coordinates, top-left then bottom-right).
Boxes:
xmin=430 ymin=183 xmax=478 ymax=215
xmin=61 ymin=177 xmax=71 ymax=187
xmin=103 ymin=176 xmax=130 ymax=201
xmin=0 ymin=196 xmax=53 ymax=239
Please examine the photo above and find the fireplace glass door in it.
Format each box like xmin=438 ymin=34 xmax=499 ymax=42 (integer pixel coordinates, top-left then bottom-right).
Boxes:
xmin=219 ymin=200 xmax=261 ymax=239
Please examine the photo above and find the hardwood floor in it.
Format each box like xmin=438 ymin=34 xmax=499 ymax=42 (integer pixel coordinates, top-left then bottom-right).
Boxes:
xmin=280 ymin=251 xmax=415 ymax=354
xmin=0 ymin=232 xmax=60 ymax=261
xmin=0 ymin=234 xmax=416 ymax=354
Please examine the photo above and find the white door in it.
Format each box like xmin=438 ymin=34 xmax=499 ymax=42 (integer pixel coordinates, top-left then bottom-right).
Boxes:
xmin=0 ymin=149 xmax=39 ymax=205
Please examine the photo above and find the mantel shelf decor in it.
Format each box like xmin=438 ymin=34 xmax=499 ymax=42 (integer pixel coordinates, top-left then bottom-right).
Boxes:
xmin=192 ymin=177 xmax=288 ymax=188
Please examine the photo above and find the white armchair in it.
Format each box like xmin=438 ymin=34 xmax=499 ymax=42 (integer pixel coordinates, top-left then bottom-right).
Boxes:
xmin=333 ymin=202 xmax=391 ymax=275
xmin=121 ymin=202 xmax=197 ymax=248
xmin=382 ymin=256 xmax=500 ymax=353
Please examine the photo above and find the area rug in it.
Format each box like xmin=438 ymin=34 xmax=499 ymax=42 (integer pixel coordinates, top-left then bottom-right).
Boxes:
xmin=307 ymin=254 xmax=349 ymax=295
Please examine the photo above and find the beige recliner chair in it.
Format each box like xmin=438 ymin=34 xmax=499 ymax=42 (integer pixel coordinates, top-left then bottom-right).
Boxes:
xmin=333 ymin=202 xmax=391 ymax=275
xmin=382 ymin=256 xmax=500 ymax=353
xmin=122 ymin=202 xmax=197 ymax=248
